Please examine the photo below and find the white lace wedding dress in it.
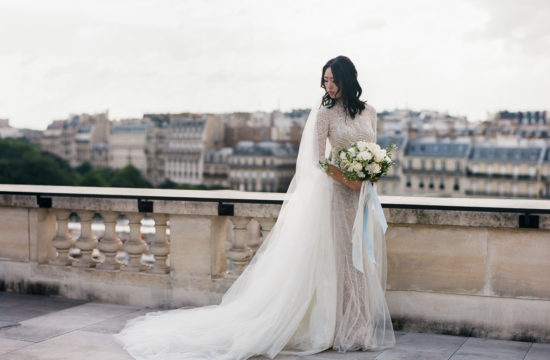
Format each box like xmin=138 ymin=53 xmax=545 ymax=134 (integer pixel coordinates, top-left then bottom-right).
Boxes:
xmin=115 ymin=99 xmax=395 ymax=360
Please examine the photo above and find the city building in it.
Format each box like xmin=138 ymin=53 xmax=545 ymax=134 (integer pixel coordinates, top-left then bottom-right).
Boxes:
xmin=109 ymin=120 xmax=150 ymax=174
xmin=403 ymin=137 xmax=471 ymax=196
xmin=41 ymin=112 xmax=109 ymax=167
xmin=203 ymin=147 xmax=233 ymax=188
xmin=377 ymin=134 xmax=408 ymax=195
xmin=164 ymin=113 xmax=224 ymax=185
xmin=466 ymin=140 xmax=545 ymax=198
xmin=228 ymin=141 xmax=297 ymax=192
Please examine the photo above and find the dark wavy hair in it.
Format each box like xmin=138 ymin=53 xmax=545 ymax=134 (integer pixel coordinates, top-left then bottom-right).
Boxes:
xmin=320 ymin=55 xmax=366 ymax=119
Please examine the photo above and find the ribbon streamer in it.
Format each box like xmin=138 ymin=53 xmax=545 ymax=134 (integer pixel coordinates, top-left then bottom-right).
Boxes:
xmin=351 ymin=181 xmax=388 ymax=273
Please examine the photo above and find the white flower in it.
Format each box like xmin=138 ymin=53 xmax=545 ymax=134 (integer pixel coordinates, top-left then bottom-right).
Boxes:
xmin=339 ymin=152 xmax=347 ymax=160
xmin=357 ymin=171 xmax=366 ymax=178
xmin=374 ymin=149 xmax=386 ymax=162
xmin=350 ymin=161 xmax=362 ymax=173
xmin=356 ymin=141 xmax=368 ymax=152
xmin=348 ymin=147 xmax=356 ymax=156
xmin=356 ymin=151 xmax=372 ymax=161
xmin=384 ymin=155 xmax=391 ymax=162
xmin=366 ymin=142 xmax=381 ymax=153
xmin=367 ymin=162 xmax=381 ymax=174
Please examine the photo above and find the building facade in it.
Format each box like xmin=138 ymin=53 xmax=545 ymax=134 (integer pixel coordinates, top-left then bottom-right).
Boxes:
xmin=228 ymin=141 xmax=297 ymax=192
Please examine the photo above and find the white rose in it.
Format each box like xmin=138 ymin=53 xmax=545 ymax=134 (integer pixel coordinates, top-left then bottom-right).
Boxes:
xmin=348 ymin=162 xmax=361 ymax=173
xmin=357 ymin=171 xmax=366 ymax=178
xmin=348 ymin=148 xmax=356 ymax=156
xmin=340 ymin=152 xmax=347 ymax=160
xmin=374 ymin=149 xmax=386 ymax=162
xmin=356 ymin=141 xmax=368 ymax=152
xmin=356 ymin=151 xmax=372 ymax=161
xmin=367 ymin=162 xmax=381 ymax=174
xmin=367 ymin=142 xmax=380 ymax=151
xmin=384 ymin=155 xmax=391 ymax=162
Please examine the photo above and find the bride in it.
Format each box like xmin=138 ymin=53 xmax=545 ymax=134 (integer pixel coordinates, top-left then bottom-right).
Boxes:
xmin=115 ymin=55 xmax=395 ymax=359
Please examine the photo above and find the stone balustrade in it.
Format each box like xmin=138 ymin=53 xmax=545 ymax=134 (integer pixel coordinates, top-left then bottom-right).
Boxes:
xmin=0 ymin=184 xmax=549 ymax=343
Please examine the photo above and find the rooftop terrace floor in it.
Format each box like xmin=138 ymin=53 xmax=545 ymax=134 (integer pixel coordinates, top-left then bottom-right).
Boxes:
xmin=0 ymin=292 xmax=548 ymax=360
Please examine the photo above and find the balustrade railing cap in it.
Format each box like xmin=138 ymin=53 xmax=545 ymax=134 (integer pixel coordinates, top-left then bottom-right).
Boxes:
xmin=380 ymin=195 xmax=550 ymax=213
xmin=1 ymin=184 xmax=550 ymax=213
xmin=0 ymin=184 xmax=286 ymax=204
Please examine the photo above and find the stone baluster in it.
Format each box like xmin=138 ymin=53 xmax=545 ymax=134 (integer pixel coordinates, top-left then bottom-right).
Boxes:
xmin=73 ymin=211 xmax=98 ymax=268
xmin=121 ymin=213 xmax=147 ymax=272
xmin=96 ymin=211 xmax=123 ymax=270
xmin=50 ymin=209 xmax=74 ymax=266
xmin=257 ymin=217 xmax=277 ymax=245
xmin=148 ymin=214 xmax=170 ymax=274
xmin=246 ymin=219 xmax=262 ymax=253
xmin=227 ymin=217 xmax=253 ymax=274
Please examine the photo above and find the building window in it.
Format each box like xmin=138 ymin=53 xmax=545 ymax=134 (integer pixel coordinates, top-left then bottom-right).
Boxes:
xmin=429 ymin=177 xmax=434 ymax=189
xmin=408 ymin=159 xmax=412 ymax=171
xmin=454 ymin=178 xmax=460 ymax=191
xmin=406 ymin=176 xmax=411 ymax=188
xmin=439 ymin=177 xmax=445 ymax=190
xmin=431 ymin=160 xmax=435 ymax=171
xmin=441 ymin=161 xmax=446 ymax=172
xmin=421 ymin=160 xmax=425 ymax=171
xmin=456 ymin=161 xmax=461 ymax=172
xmin=419 ymin=176 xmax=424 ymax=189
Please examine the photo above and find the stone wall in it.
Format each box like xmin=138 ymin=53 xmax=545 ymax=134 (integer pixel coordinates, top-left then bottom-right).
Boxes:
xmin=0 ymin=184 xmax=549 ymax=342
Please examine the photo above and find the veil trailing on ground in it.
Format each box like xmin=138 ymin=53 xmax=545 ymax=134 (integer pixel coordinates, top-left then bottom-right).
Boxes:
xmin=114 ymin=98 xmax=393 ymax=360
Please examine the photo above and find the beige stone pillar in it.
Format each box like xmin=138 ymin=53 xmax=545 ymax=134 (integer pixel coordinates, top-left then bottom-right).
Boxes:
xmin=256 ymin=217 xmax=276 ymax=249
xmin=121 ymin=213 xmax=148 ymax=272
xmin=169 ymin=215 xmax=228 ymax=278
xmin=246 ymin=219 xmax=262 ymax=253
xmin=50 ymin=209 xmax=74 ymax=266
xmin=73 ymin=210 xmax=98 ymax=268
xmin=28 ymin=208 xmax=57 ymax=264
xmin=227 ymin=216 xmax=253 ymax=274
xmin=148 ymin=214 xmax=170 ymax=274
xmin=96 ymin=211 xmax=122 ymax=270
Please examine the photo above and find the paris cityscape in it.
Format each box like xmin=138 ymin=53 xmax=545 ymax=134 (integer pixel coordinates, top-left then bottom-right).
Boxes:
xmin=1 ymin=107 xmax=548 ymax=198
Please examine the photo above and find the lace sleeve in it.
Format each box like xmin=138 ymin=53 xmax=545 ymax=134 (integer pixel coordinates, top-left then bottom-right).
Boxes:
xmin=370 ymin=105 xmax=378 ymax=142
xmin=315 ymin=107 xmax=330 ymax=162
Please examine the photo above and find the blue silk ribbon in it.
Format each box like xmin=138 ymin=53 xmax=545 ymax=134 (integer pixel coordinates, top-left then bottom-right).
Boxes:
xmin=352 ymin=181 xmax=388 ymax=273
xmin=363 ymin=181 xmax=387 ymax=265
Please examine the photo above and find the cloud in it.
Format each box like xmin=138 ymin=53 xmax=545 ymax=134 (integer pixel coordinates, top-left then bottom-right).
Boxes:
xmin=462 ymin=0 xmax=550 ymax=56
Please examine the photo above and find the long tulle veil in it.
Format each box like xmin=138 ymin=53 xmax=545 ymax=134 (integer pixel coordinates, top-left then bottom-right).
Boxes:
xmin=115 ymin=97 xmax=394 ymax=360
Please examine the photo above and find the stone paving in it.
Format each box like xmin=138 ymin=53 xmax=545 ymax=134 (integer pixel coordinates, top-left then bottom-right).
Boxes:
xmin=0 ymin=292 xmax=549 ymax=360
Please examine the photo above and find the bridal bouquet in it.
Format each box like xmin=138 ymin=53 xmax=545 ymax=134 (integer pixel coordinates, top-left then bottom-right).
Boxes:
xmin=319 ymin=141 xmax=396 ymax=183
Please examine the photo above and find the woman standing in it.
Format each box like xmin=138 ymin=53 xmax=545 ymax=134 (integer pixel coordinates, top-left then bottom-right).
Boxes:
xmin=115 ymin=55 xmax=395 ymax=359
xmin=316 ymin=55 xmax=395 ymax=351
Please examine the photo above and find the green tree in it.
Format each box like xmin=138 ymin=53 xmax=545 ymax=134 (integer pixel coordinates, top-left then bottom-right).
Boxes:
xmin=80 ymin=171 xmax=109 ymax=187
xmin=0 ymin=139 xmax=79 ymax=185
xmin=110 ymin=165 xmax=152 ymax=188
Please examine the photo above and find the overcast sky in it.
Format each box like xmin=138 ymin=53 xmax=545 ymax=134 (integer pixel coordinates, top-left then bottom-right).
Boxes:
xmin=1 ymin=0 xmax=549 ymax=129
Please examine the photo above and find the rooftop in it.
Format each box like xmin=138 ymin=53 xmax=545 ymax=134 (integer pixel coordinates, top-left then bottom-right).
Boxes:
xmin=1 ymin=292 xmax=548 ymax=360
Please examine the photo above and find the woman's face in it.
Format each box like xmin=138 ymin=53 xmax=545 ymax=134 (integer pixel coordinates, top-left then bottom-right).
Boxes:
xmin=323 ymin=67 xmax=341 ymax=99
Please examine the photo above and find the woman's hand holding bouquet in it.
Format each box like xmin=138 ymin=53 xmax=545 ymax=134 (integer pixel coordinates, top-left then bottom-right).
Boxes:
xmin=319 ymin=141 xmax=396 ymax=191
